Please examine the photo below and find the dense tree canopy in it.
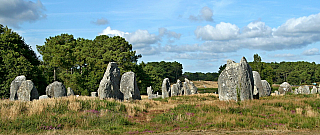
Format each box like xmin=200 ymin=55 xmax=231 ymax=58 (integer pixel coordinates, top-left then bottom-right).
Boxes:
xmin=37 ymin=34 xmax=142 ymax=95
xmin=0 ymin=24 xmax=46 ymax=98
xmin=136 ymin=61 xmax=183 ymax=94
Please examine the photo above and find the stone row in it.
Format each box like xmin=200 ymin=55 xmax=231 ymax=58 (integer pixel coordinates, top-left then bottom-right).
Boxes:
xmin=97 ymin=62 xmax=141 ymax=100
xmin=146 ymin=77 xmax=198 ymax=99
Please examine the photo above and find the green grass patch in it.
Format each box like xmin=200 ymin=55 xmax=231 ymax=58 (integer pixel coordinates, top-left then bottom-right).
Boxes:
xmin=198 ymin=88 xmax=218 ymax=93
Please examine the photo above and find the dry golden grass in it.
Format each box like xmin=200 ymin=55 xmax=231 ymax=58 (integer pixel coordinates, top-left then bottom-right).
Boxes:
xmin=193 ymin=81 xmax=218 ymax=88
xmin=2 ymin=93 xmax=320 ymax=134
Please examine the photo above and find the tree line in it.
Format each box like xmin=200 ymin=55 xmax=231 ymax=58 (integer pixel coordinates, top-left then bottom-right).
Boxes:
xmin=184 ymin=54 xmax=320 ymax=86
xmin=0 ymin=24 xmax=183 ymax=98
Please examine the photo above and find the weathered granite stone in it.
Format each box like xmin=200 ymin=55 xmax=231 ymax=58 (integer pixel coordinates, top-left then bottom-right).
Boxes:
xmin=293 ymin=89 xmax=298 ymax=94
xmin=10 ymin=75 xmax=26 ymax=101
xmin=17 ymin=80 xmax=39 ymax=101
xmin=46 ymin=81 xmax=67 ymax=98
xmin=67 ymin=87 xmax=74 ymax=96
xmin=162 ymin=78 xmax=170 ymax=98
xmin=274 ymin=90 xmax=279 ymax=95
xmin=91 ymin=92 xmax=97 ymax=97
xmin=147 ymin=86 xmax=159 ymax=99
xmin=311 ymin=86 xmax=317 ymax=94
xmin=183 ymin=82 xmax=191 ymax=95
xmin=261 ymin=80 xmax=271 ymax=96
xmin=120 ymin=71 xmax=141 ymax=100
xmin=298 ymin=85 xmax=310 ymax=94
xmin=97 ymin=62 xmax=123 ymax=100
xmin=147 ymin=86 xmax=153 ymax=96
xmin=39 ymin=95 xmax=49 ymax=100
xmin=171 ymin=84 xmax=179 ymax=96
xmin=278 ymin=82 xmax=292 ymax=94
xmin=218 ymin=57 xmax=254 ymax=101
xmin=188 ymin=81 xmax=198 ymax=94
xmin=176 ymin=79 xmax=183 ymax=95
xmin=253 ymin=71 xmax=264 ymax=98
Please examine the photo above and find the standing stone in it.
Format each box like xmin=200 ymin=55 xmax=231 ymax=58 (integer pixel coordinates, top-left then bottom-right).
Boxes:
xmin=189 ymin=82 xmax=198 ymax=94
xmin=97 ymin=62 xmax=123 ymax=100
xmin=162 ymin=78 xmax=170 ymax=98
xmin=120 ymin=71 xmax=141 ymax=100
xmin=67 ymin=87 xmax=74 ymax=96
xmin=311 ymin=86 xmax=317 ymax=94
xmin=147 ymin=86 xmax=153 ymax=96
xmin=278 ymin=82 xmax=292 ymax=94
xmin=274 ymin=90 xmax=279 ymax=95
xmin=298 ymin=85 xmax=310 ymax=94
xmin=46 ymin=81 xmax=67 ymax=98
xmin=17 ymin=80 xmax=39 ymax=101
xmin=183 ymin=82 xmax=191 ymax=95
xmin=253 ymin=71 xmax=264 ymax=98
xmin=218 ymin=57 xmax=254 ymax=101
xmin=10 ymin=75 xmax=26 ymax=101
xmin=147 ymin=86 xmax=158 ymax=99
xmin=293 ymin=88 xmax=299 ymax=94
xmin=171 ymin=84 xmax=179 ymax=96
xmin=91 ymin=92 xmax=97 ymax=97
xmin=261 ymin=80 xmax=271 ymax=96
xmin=176 ymin=79 xmax=183 ymax=95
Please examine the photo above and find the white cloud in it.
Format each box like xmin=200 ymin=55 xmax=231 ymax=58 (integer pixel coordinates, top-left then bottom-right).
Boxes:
xmin=195 ymin=22 xmax=239 ymax=40
xmin=125 ymin=29 xmax=159 ymax=48
xmin=91 ymin=18 xmax=109 ymax=25
xmin=303 ymin=48 xmax=320 ymax=56
xmin=0 ymin=0 xmax=46 ymax=28
xmin=100 ymin=27 xmax=181 ymax=55
xmin=240 ymin=21 xmax=272 ymax=38
xmin=172 ymin=52 xmax=224 ymax=60
xmin=189 ymin=6 xmax=214 ymax=22
xmin=186 ymin=12 xmax=320 ymax=53
xmin=100 ymin=27 xmax=158 ymax=49
xmin=99 ymin=26 xmax=128 ymax=37
xmin=273 ymin=53 xmax=296 ymax=58
xmin=158 ymin=27 xmax=181 ymax=39
xmin=275 ymin=13 xmax=320 ymax=36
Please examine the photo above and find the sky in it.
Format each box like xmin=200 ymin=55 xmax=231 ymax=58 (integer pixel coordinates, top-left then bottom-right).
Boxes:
xmin=1 ymin=0 xmax=320 ymax=73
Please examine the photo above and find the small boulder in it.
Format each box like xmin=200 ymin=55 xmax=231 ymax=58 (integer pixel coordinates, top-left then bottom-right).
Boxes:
xmin=17 ymin=80 xmax=39 ymax=101
xmin=10 ymin=75 xmax=26 ymax=101
xmin=120 ymin=71 xmax=141 ymax=100
xmin=278 ymin=82 xmax=292 ymax=94
xmin=46 ymin=81 xmax=67 ymax=98
xmin=39 ymin=95 xmax=49 ymax=100
xmin=91 ymin=92 xmax=98 ymax=97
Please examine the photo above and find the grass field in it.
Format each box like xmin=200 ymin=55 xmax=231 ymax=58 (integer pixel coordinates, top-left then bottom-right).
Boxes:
xmin=1 ymin=93 xmax=320 ymax=134
xmin=192 ymin=81 xmax=218 ymax=88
